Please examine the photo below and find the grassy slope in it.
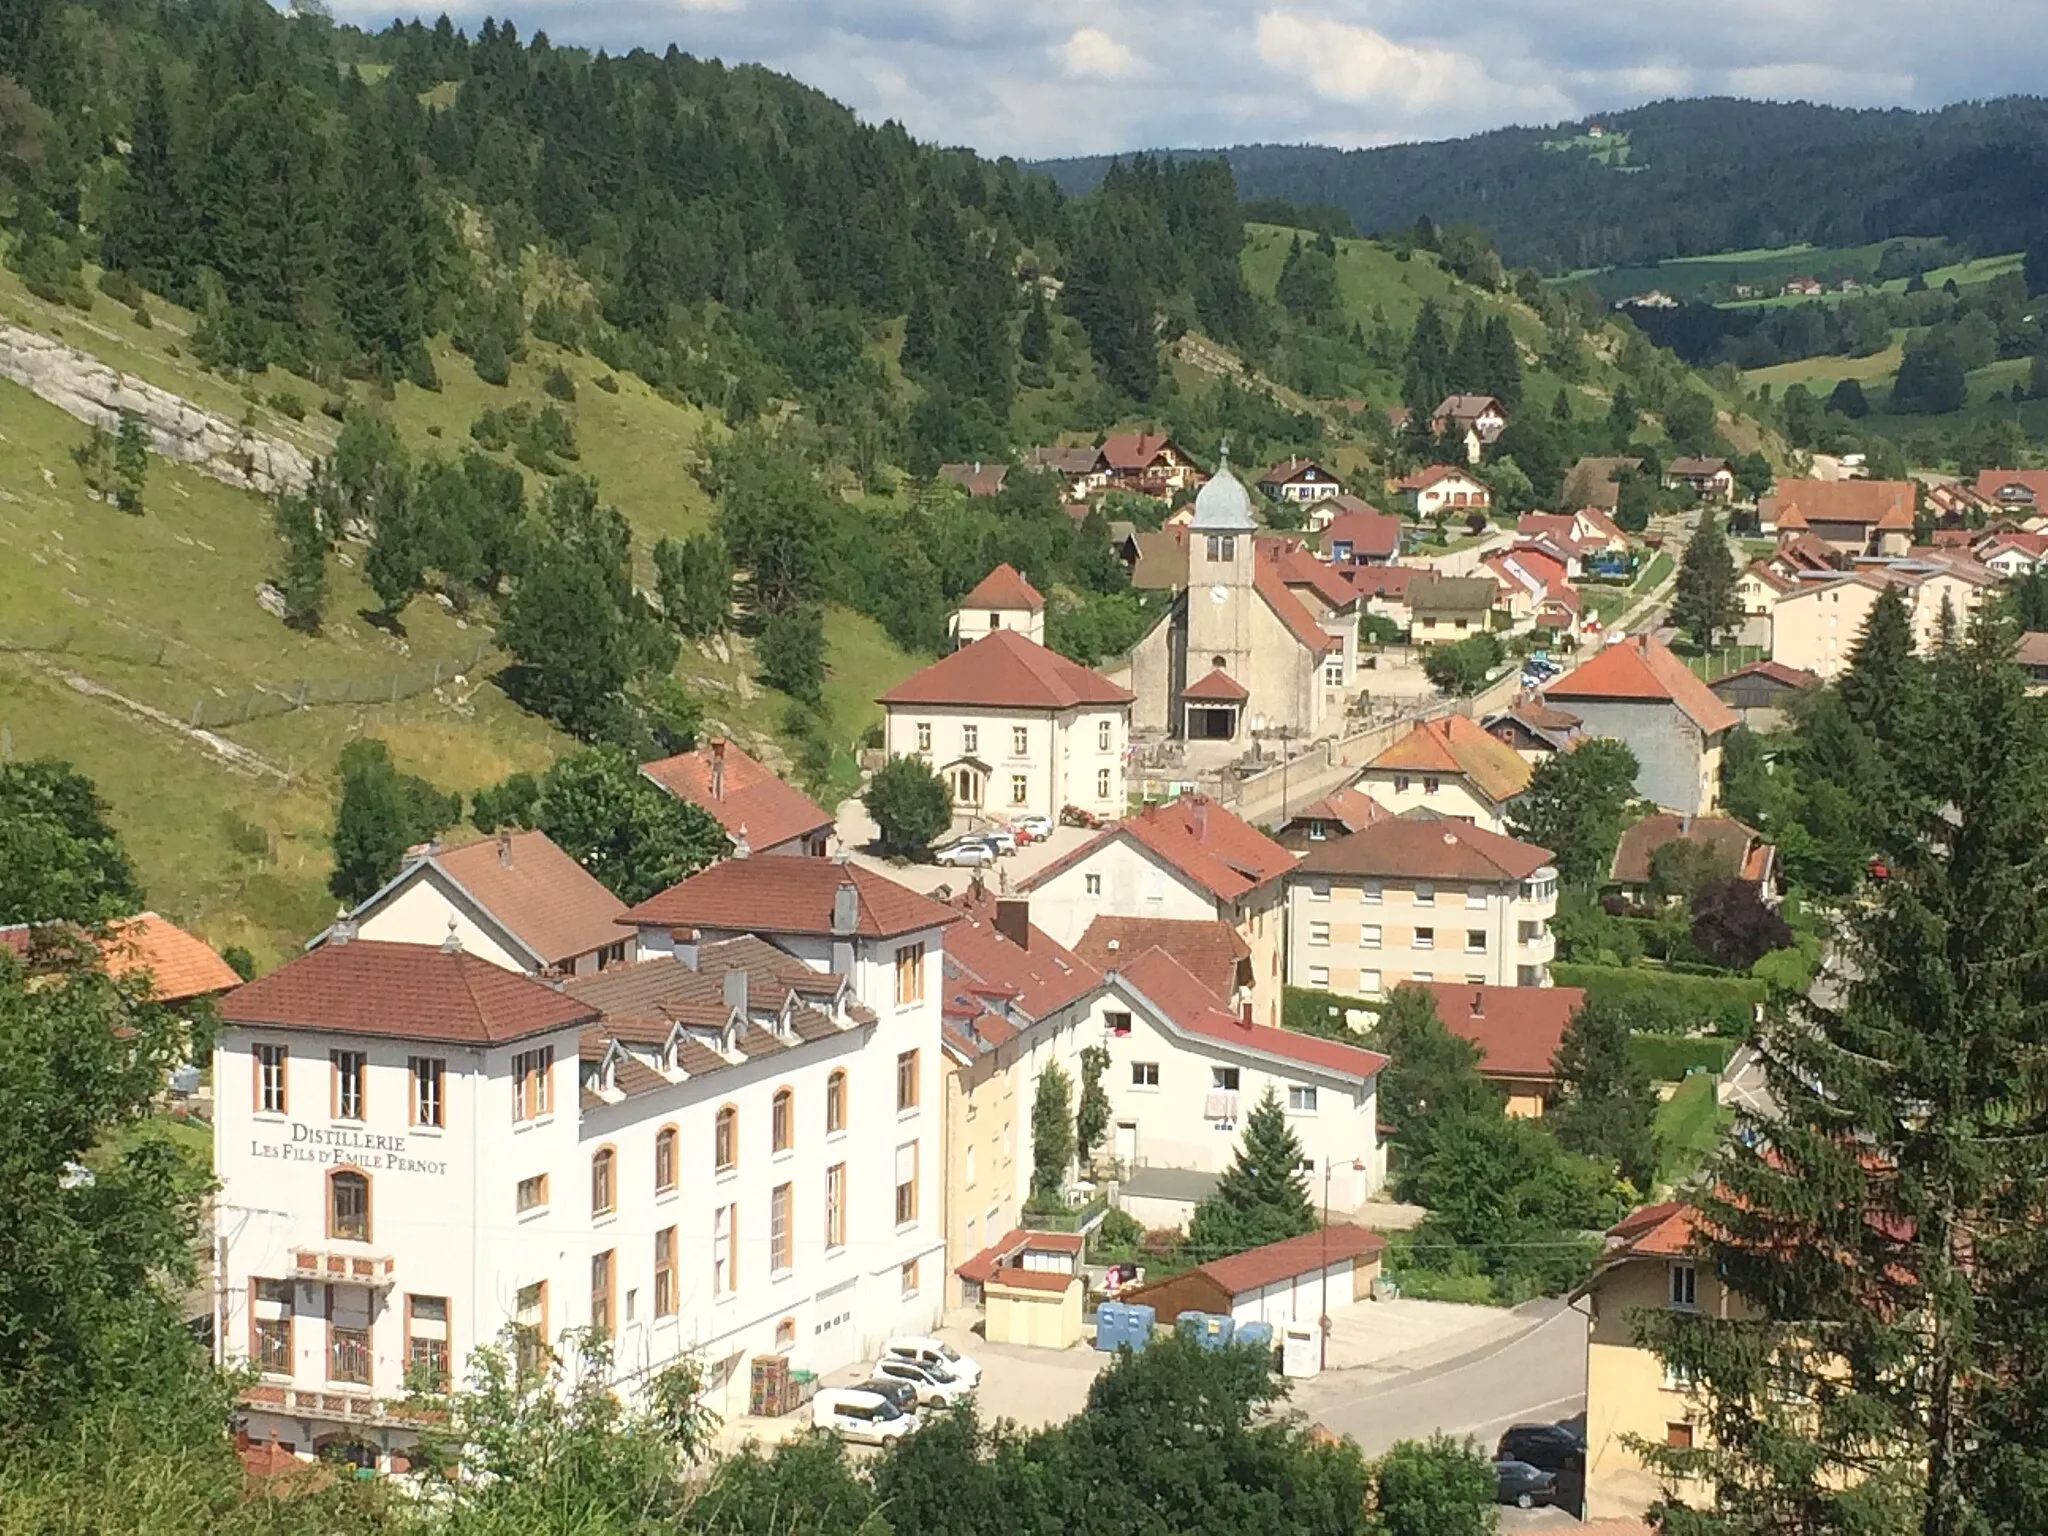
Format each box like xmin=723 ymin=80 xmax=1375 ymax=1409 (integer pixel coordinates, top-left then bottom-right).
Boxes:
xmin=1653 ymin=1073 xmax=1729 ymax=1187
xmin=0 ymin=267 xmax=924 ymax=964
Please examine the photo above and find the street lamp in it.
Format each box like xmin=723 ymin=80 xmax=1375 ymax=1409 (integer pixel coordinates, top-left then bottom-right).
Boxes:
xmin=1320 ymin=1157 xmax=1367 ymax=1372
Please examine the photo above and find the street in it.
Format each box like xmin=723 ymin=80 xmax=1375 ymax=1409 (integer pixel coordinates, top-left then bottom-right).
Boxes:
xmin=1292 ymin=1298 xmax=1586 ymax=1459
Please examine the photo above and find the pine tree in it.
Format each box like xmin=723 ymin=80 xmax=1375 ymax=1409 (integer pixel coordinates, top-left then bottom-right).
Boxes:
xmin=653 ymin=532 xmax=731 ymax=638
xmin=1547 ymin=997 xmax=1658 ymax=1193
xmin=1365 ymin=985 xmax=1500 ymax=1196
xmin=1403 ymin=301 xmax=1451 ymax=417
xmin=1018 ymin=285 xmax=1052 ymax=367
xmin=1551 ymin=385 xmax=1573 ymax=425
xmin=1638 ymin=610 xmax=2048 ymax=1534
xmin=99 ymin=65 xmax=187 ymax=296
xmin=1188 ymin=1087 xmax=1317 ymax=1257
xmin=271 ymin=488 xmax=328 ymax=633
xmin=1448 ymin=306 xmax=1485 ymax=394
xmin=1670 ymin=510 xmax=1739 ymax=649
xmin=1606 ymin=383 xmax=1638 ymax=450
xmin=1480 ymin=313 xmax=1522 ymax=408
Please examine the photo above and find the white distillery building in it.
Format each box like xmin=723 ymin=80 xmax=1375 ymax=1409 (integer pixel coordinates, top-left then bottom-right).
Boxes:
xmin=216 ymin=859 xmax=955 ymax=1467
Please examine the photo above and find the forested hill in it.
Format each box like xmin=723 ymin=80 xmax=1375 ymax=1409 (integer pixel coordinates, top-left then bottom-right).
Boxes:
xmin=1036 ymin=97 xmax=2048 ymax=274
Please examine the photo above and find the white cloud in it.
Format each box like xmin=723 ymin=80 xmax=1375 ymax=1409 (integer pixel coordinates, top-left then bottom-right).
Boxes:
xmin=1253 ymin=11 xmax=1474 ymax=110
xmin=1056 ymin=26 xmax=1140 ymax=80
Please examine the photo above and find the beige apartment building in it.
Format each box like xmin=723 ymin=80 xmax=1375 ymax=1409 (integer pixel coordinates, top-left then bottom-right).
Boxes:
xmin=1285 ymin=819 xmax=1557 ymax=997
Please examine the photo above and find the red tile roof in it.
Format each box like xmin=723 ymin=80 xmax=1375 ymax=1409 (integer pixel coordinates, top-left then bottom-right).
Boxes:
xmin=219 ymin=940 xmax=598 ymax=1045
xmin=1296 ymin=817 xmax=1553 ymax=883
xmin=1253 ymin=543 xmax=1340 ymax=655
xmin=1423 ymin=982 xmax=1584 ymax=1082
xmin=1708 ymin=659 xmax=1818 ymax=693
xmin=1604 ymin=1199 xmax=1703 ymax=1260
xmin=432 ymin=830 xmax=632 ymax=965
xmin=1395 ymin=463 xmax=1483 ymax=492
xmin=621 ymin=859 xmax=958 ymax=940
xmin=955 ymin=1227 xmax=1085 ymax=1282
xmin=1113 ymin=945 xmax=1386 ymax=1081
xmin=942 ymin=884 xmax=1101 ymax=1022
xmin=2 ymin=912 xmax=242 ymax=1001
xmin=1764 ymin=478 xmax=1915 ymax=532
xmin=1345 ymin=565 xmax=1425 ymax=601
xmin=1546 ymin=634 xmax=1739 ymax=735
xmin=1099 ymin=432 xmax=1180 ymax=472
xmin=1025 ymin=794 xmax=1296 ymax=904
xmin=1075 ymin=915 xmax=1247 ymax=1002
xmin=1194 ymin=1222 xmax=1388 ymax=1296
xmin=641 ymin=740 xmax=833 ymax=855
xmin=879 ymin=628 xmax=1133 ymax=710
xmin=1182 ymin=667 xmax=1250 ymax=703
xmin=1285 ymin=786 xmax=1391 ymax=835
xmin=938 ymin=461 xmax=1008 ymax=497
xmin=1258 ymin=456 xmax=1335 ymax=487
xmin=1271 ymin=541 xmax=1361 ymax=609
xmin=961 ymin=562 xmax=1046 ymax=611
xmin=1319 ymin=510 xmax=1403 ymax=561
xmin=1366 ymin=714 xmax=1533 ymax=805
xmin=1609 ymin=813 xmax=1764 ymax=887
xmin=1973 ymin=468 xmax=2048 ymax=505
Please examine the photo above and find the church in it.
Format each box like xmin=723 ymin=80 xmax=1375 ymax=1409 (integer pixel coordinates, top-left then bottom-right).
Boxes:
xmin=1124 ymin=454 xmax=1343 ymax=748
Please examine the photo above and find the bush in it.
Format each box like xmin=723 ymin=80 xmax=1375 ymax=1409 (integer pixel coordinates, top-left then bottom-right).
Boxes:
xmin=541 ymin=364 xmax=577 ymax=401
xmin=594 ymin=373 xmax=620 ymax=393
xmin=1628 ymin=1032 xmax=1735 ymax=1082
xmin=97 ymin=268 xmax=141 ymax=305
xmin=266 ymin=389 xmax=307 ymax=421
xmin=1552 ymin=962 xmax=1765 ymax=1035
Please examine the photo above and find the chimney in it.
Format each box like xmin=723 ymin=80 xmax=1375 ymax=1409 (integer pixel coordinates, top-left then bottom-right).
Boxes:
xmin=709 ymin=737 xmax=726 ymax=800
xmin=1680 ymin=813 xmax=1693 ymax=836
xmin=1192 ymin=796 xmax=1208 ymax=841
xmin=1239 ymin=1000 xmax=1253 ymax=1025
xmin=1471 ymin=990 xmax=1484 ymax=1018
xmin=832 ymin=880 xmax=860 ymax=938
xmin=723 ymin=968 xmax=749 ymax=1017
xmin=995 ymin=898 xmax=1030 ymax=951
xmin=330 ymin=906 xmax=355 ymax=945
xmin=732 ymin=822 xmax=751 ymax=859
xmin=498 ymin=828 xmax=513 ymax=867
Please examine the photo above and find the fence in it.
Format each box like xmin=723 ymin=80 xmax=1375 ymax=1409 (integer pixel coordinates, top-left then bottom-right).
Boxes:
xmin=1684 ymin=643 xmax=1769 ymax=683
xmin=1 ymin=630 xmax=499 ymax=731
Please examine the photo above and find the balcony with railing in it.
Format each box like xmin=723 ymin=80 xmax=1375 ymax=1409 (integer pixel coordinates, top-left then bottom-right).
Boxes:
xmin=289 ymin=1249 xmax=396 ymax=1286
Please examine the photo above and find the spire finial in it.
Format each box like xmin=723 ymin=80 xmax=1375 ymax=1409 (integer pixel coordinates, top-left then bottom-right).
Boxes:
xmin=1217 ymin=439 xmax=1230 ymax=472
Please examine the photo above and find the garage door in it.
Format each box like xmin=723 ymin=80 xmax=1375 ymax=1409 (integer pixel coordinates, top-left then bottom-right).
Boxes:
xmin=809 ymin=1277 xmax=860 ymax=1373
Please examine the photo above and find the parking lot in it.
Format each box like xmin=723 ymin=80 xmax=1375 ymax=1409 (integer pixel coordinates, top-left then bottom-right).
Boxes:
xmin=830 ymin=796 xmax=1098 ymax=897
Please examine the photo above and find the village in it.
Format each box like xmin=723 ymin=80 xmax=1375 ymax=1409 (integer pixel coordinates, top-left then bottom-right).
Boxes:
xmin=45 ymin=375 xmax=2030 ymax=1531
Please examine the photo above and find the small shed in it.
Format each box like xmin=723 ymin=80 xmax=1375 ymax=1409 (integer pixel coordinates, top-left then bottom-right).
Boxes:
xmin=1116 ymin=1166 xmax=1220 ymax=1232
xmin=1122 ymin=1224 xmax=1387 ymax=1327
xmin=985 ymin=1266 xmax=1084 ymax=1349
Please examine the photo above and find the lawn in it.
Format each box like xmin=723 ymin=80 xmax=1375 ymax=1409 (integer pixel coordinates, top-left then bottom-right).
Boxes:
xmin=1743 ymin=340 xmax=1904 ymax=394
xmin=1653 ymin=1073 xmax=1729 ymax=1188
xmin=1631 ymin=552 xmax=1673 ymax=592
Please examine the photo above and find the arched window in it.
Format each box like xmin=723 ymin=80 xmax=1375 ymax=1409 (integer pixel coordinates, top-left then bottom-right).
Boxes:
xmin=590 ymin=1147 xmax=616 ymax=1216
xmin=714 ymin=1105 xmax=738 ymax=1173
xmin=329 ymin=1168 xmax=370 ymax=1242
xmin=654 ymin=1126 xmax=678 ymax=1195
xmin=772 ymin=1088 xmax=794 ymax=1153
xmin=1211 ymin=655 xmax=1228 ymax=670
xmin=825 ymin=1071 xmax=847 ymax=1135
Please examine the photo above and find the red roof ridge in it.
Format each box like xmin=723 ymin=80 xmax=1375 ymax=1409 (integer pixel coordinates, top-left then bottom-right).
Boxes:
xmin=1546 ymin=633 xmax=1738 ymax=735
xmin=961 ymin=562 xmax=1046 ymax=611
xmin=879 ymin=629 xmax=1133 ymax=710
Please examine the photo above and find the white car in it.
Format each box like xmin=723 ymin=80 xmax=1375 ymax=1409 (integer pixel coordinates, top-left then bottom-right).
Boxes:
xmin=884 ymin=1335 xmax=983 ymax=1390
xmin=870 ymin=1354 xmax=972 ymax=1407
xmin=813 ymin=1387 xmax=913 ymax=1444
xmin=932 ymin=838 xmax=996 ymax=868
xmin=980 ymin=825 xmax=1019 ymax=855
xmin=1010 ymin=814 xmax=1054 ymax=842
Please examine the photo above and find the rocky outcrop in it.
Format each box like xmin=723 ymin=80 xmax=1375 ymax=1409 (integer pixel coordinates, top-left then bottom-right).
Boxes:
xmin=0 ymin=324 xmax=315 ymax=496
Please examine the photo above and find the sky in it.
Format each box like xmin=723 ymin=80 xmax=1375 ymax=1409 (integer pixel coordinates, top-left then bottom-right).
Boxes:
xmin=327 ymin=1 xmax=2045 ymax=160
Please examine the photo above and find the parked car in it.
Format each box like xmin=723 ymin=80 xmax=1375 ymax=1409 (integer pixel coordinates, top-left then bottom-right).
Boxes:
xmin=884 ymin=1335 xmax=982 ymax=1390
xmin=858 ymin=1377 xmax=921 ymax=1416
xmin=1494 ymin=1459 xmax=1557 ymax=1509
xmin=933 ymin=838 xmax=996 ymax=868
xmin=870 ymin=1355 xmax=971 ymax=1407
xmin=979 ymin=825 xmax=1018 ymax=855
xmin=1011 ymin=814 xmax=1054 ymax=842
xmin=813 ymin=1388 xmax=913 ymax=1445
xmin=1496 ymin=1420 xmax=1585 ymax=1514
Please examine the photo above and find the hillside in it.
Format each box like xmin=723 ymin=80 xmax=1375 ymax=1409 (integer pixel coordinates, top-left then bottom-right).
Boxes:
xmin=1036 ymin=97 xmax=2048 ymax=274
xmin=0 ymin=262 xmax=923 ymax=965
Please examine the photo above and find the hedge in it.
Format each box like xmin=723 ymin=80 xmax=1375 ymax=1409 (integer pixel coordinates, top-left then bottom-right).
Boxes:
xmin=1552 ymin=963 xmax=1765 ymax=1035
xmin=1630 ymin=1033 xmax=1736 ymax=1082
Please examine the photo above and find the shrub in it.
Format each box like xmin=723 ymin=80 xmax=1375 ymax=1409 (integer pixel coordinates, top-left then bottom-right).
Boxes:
xmin=1628 ymin=1032 xmax=1735 ymax=1082
xmin=541 ymin=364 xmax=577 ymax=402
xmin=98 ymin=268 xmax=141 ymax=305
xmin=1551 ymin=962 xmax=1765 ymax=1035
xmin=594 ymin=373 xmax=620 ymax=393
xmin=266 ymin=389 xmax=307 ymax=421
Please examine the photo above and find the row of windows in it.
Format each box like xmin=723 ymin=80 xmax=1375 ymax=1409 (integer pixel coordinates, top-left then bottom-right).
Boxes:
xmin=1125 ymin=1062 xmax=1318 ymax=1111
xmin=912 ymin=721 xmax=1118 ymax=756
xmin=1301 ymin=881 xmax=1493 ymax=908
xmin=254 ymin=1045 xmax=448 ymax=1127
xmin=1299 ymin=966 xmax=1539 ymax=991
xmin=1305 ymin=922 xmax=1491 ymax=953
xmin=250 ymin=1283 xmax=448 ymax=1391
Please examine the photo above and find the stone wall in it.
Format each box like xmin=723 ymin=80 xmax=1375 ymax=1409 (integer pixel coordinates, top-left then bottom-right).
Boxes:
xmin=0 ymin=324 xmax=314 ymax=496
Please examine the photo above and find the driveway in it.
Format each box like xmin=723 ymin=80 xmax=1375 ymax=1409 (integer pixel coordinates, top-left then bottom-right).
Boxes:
xmin=831 ymin=797 xmax=1096 ymax=898
xmin=1291 ymin=1298 xmax=1586 ymax=1460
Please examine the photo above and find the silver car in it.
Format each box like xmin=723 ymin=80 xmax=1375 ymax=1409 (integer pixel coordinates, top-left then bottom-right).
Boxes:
xmin=932 ymin=838 xmax=996 ymax=868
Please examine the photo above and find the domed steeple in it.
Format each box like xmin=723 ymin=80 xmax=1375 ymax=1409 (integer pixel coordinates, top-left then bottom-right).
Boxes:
xmin=1187 ymin=445 xmax=1255 ymax=533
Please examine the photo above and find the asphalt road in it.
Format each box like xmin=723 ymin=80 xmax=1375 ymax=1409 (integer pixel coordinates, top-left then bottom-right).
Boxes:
xmin=1296 ymin=1299 xmax=1587 ymax=1460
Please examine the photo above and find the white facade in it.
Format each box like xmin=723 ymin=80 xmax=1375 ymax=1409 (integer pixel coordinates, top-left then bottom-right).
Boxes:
xmin=882 ymin=703 xmax=1127 ymax=822
xmin=354 ymin=876 xmax=534 ymax=973
xmin=1091 ymin=979 xmax=1382 ymax=1205
xmin=1223 ymin=1261 xmax=1358 ymax=1327
xmin=1351 ymin=768 xmax=1511 ymax=832
xmin=1407 ymin=470 xmax=1492 ymax=519
xmin=217 ymin=930 xmax=947 ymax=1463
xmin=952 ymin=602 xmax=1046 ymax=648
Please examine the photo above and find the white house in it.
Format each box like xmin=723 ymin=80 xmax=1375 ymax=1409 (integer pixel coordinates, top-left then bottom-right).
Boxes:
xmin=1257 ymin=457 xmax=1342 ymax=505
xmin=1021 ymin=793 xmax=1297 ymax=1028
xmin=1354 ymin=714 xmax=1533 ymax=833
xmin=949 ymin=562 xmax=1047 ymax=648
xmin=1395 ymin=464 xmax=1492 ymax=519
xmin=314 ymin=829 xmax=633 ymax=977
xmin=216 ymin=860 xmax=957 ymax=1467
xmin=1285 ymin=818 xmax=1559 ymax=996
xmin=879 ymin=628 xmax=1131 ymax=823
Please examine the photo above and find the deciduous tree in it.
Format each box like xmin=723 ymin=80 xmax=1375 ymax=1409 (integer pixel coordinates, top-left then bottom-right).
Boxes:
xmin=1029 ymin=1061 xmax=1074 ymax=1201
xmin=0 ymin=759 xmax=144 ymax=924
xmin=1508 ymin=737 xmax=1641 ymax=889
xmin=525 ymin=746 xmax=726 ymax=904
xmin=863 ymin=755 xmax=951 ymax=858
xmin=1548 ymin=996 xmax=1659 ymax=1192
xmin=1365 ymin=984 xmax=1499 ymax=1196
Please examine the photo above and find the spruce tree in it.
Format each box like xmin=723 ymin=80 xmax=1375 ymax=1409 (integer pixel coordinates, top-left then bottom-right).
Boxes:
xmin=1480 ymin=313 xmax=1522 ymax=408
xmin=1639 ymin=610 xmax=2048 ymax=1535
xmin=333 ymin=98 xmax=433 ymax=374
xmin=1449 ymin=305 xmax=1485 ymax=392
xmin=1403 ymin=301 xmax=1451 ymax=416
xmin=1018 ymin=286 xmax=1052 ymax=367
xmin=271 ymin=488 xmax=327 ymax=633
xmin=1670 ymin=510 xmax=1739 ymax=650
xmin=1837 ymin=582 xmax=1918 ymax=746
xmin=1366 ymin=985 xmax=1500 ymax=1196
xmin=1607 ymin=383 xmax=1638 ymax=449
xmin=1551 ymin=385 xmax=1573 ymax=425
xmin=1188 ymin=1087 xmax=1317 ymax=1257
xmin=111 ymin=412 xmax=148 ymax=513
xmin=99 ymin=65 xmax=187 ymax=296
